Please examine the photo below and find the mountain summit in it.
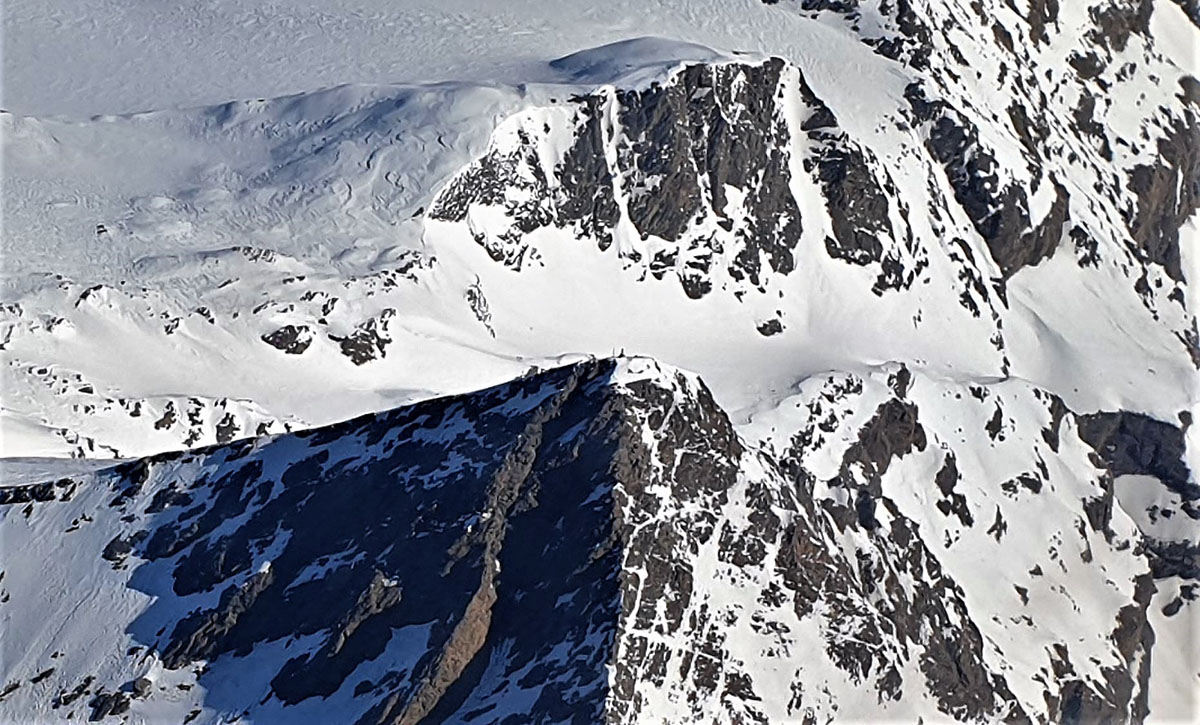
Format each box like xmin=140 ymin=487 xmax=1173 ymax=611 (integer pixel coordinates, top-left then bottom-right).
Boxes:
xmin=1 ymin=0 xmax=1197 ymax=721
xmin=1 ymin=358 xmax=1192 ymax=722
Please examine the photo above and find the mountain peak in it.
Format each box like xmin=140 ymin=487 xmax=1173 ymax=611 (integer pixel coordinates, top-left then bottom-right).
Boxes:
xmin=2 ymin=356 xmax=1184 ymax=722
xmin=2 ymin=0 xmax=1197 ymax=720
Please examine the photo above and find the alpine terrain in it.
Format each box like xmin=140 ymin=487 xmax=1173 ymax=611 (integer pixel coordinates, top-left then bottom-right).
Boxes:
xmin=1 ymin=0 xmax=1197 ymax=722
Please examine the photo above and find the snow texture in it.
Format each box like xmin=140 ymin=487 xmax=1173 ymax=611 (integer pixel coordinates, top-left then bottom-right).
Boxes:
xmin=2 ymin=0 xmax=1198 ymax=721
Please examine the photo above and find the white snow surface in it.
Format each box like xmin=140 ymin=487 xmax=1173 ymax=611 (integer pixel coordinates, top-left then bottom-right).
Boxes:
xmin=1 ymin=0 xmax=1198 ymax=721
xmin=2 ymin=0 xmax=1196 ymax=460
xmin=0 ymin=357 xmax=1191 ymax=723
xmin=4 ymin=0 xmax=896 ymax=118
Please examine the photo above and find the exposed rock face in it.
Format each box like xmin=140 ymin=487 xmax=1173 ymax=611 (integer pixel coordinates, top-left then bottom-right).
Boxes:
xmin=0 ymin=358 xmax=1171 ymax=723
xmin=1088 ymin=0 xmax=1154 ymax=53
xmin=743 ymin=0 xmax=1198 ymax=366
xmin=430 ymin=58 xmax=927 ymax=302
xmin=1078 ymin=411 xmax=1193 ymax=499
xmin=806 ymin=109 xmax=927 ymax=294
xmin=1077 ymin=411 xmax=1199 ymax=597
xmin=330 ymin=309 xmax=396 ymax=365
xmin=907 ymin=84 xmax=1069 ymax=281
xmin=431 ymin=60 xmax=797 ymax=294
xmin=6 ymin=0 xmax=1197 ymax=467
xmin=419 ymin=6 xmax=1196 ymax=389
xmin=261 ymin=325 xmax=313 ymax=354
xmin=1 ymin=0 xmax=1197 ymax=720
xmin=616 ymin=61 xmax=804 ymax=290
xmin=1125 ymin=117 xmax=1200 ymax=283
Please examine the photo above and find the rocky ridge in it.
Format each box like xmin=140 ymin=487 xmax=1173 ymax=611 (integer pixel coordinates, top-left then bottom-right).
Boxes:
xmin=3 ymin=0 xmax=1197 ymax=455
xmin=0 ymin=357 xmax=1191 ymax=722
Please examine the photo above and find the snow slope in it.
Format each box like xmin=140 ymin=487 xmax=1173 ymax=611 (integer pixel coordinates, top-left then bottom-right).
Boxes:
xmin=0 ymin=357 xmax=1184 ymax=723
xmin=2 ymin=26 xmax=1195 ymax=456
xmin=4 ymin=0 xmax=959 ymax=118
xmin=1 ymin=0 xmax=1198 ymax=721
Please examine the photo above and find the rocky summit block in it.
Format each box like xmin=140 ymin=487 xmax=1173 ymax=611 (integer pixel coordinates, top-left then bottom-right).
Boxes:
xmin=0 ymin=357 xmax=1183 ymax=723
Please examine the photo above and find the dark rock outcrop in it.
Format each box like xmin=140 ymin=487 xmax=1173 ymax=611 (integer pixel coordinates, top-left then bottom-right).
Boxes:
xmin=261 ymin=325 xmax=313 ymax=355
xmin=907 ymin=84 xmax=1070 ymax=280
xmin=1124 ymin=117 xmax=1200 ymax=283
xmin=330 ymin=310 xmax=396 ymax=365
xmin=431 ymin=59 xmax=811 ymax=297
xmin=1077 ymin=411 xmax=1194 ymax=500
xmin=1 ymin=360 xmax=1177 ymax=723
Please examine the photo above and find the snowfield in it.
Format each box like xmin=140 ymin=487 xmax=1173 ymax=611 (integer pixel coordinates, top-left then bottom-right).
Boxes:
xmin=1 ymin=0 xmax=1198 ymax=721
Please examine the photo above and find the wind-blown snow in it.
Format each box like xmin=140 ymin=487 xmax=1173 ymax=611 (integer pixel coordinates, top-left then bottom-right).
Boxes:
xmin=1 ymin=0 xmax=1198 ymax=720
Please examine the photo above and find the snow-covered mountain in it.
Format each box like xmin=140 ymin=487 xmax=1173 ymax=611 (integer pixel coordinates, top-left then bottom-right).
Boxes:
xmin=1 ymin=0 xmax=1197 ymax=721
xmin=3 ymin=10 xmax=1196 ymax=458
xmin=0 ymin=357 xmax=1192 ymax=722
